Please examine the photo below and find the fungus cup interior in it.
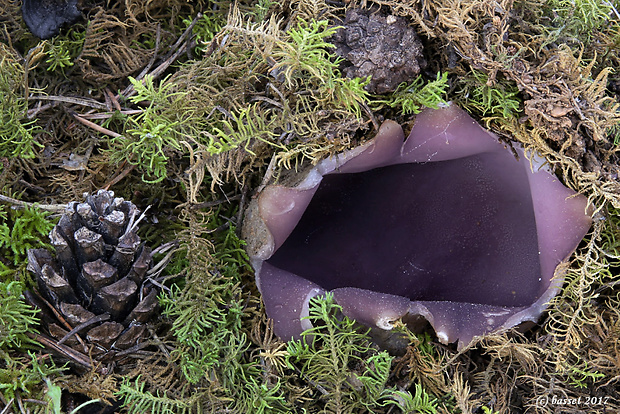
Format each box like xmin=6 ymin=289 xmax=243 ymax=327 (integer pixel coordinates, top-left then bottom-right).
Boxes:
xmin=245 ymin=104 xmax=592 ymax=349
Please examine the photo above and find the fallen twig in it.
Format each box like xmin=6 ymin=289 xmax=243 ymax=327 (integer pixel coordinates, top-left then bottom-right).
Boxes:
xmin=71 ymin=112 xmax=122 ymax=138
xmin=29 ymin=95 xmax=109 ymax=110
xmin=27 ymin=332 xmax=93 ymax=370
xmin=0 ymin=194 xmax=67 ymax=212
xmin=119 ymin=14 xmax=200 ymax=99
xmin=102 ymin=163 xmax=136 ymax=190
xmin=76 ymin=110 xmax=142 ymax=119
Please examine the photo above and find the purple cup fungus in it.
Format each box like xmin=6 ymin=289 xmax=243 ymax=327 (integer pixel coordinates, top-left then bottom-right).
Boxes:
xmin=242 ymin=104 xmax=592 ymax=349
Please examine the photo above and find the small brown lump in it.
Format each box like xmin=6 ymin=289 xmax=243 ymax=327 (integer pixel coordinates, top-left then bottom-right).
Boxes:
xmin=331 ymin=8 xmax=427 ymax=94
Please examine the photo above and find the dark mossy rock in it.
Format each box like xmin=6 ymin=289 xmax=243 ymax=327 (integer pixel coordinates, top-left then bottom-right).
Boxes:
xmin=22 ymin=0 xmax=81 ymax=39
xmin=331 ymin=7 xmax=426 ymax=94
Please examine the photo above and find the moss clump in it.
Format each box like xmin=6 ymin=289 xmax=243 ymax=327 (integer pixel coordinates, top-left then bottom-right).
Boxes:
xmin=0 ymin=44 xmax=41 ymax=160
xmin=0 ymin=204 xmax=55 ymax=281
xmin=373 ymin=72 xmax=449 ymax=115
xmin=286 ymin=294 xmax=395 ymax=412
xmin=0 ymin=281 xmax=39 ymax=350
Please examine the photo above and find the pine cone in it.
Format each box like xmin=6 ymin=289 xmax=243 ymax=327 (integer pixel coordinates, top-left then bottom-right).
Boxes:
xmin=27 ymin=190 xmax=160 ymax=362
xmin=331 ymin=7 xmax=426 ymax=94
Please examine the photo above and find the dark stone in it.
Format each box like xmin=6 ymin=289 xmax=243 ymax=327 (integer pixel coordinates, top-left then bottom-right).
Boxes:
xmin=22 ymin=0 xmax=81 ymax=39
xmin=331 ymin=7 xmax=426 ymax=94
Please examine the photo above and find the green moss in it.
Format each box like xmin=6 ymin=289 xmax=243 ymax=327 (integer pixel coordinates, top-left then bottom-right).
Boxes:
xmin=203 ymin=103 xmax=283 ymax=155
xmin=119 ymin=208 xmax=291 ymax=412
xmin=481 ymin=406 xmax=500 ymax=414
xmin=374 ymin=72 xmax=449 ymax=115
xmin=456 ymin=69 xmax=522 ymax=121
xmin=108 ymin=75 xmax=183 ymax=183
xmin=104 ymin=11 xmax=372 ymax=187
xmin=286 ymin=293 xmax=394 ymax=412
xmin=566 ymin=361 xmax=606 ymax=388
xmin=384 ymin=385 xmax=438 ymax=414
xmin=0 ymin=281 xmax=39 ymax=350
xmin=117 ymin=377 xmax=193 ymax=414
xmin=0 ymin=204 xmax=55 ymax=281
xmin=272 ymin=20 xmax=341 ymax=88
xmin=546 ymin=0 xmax=614 ymax=42
xmin=0 ymin=44 xmax=42 ymax=160
xmin=160 ymin=220 xmax=248 ymax=382
xmin=43 ymin=28 xmax=85 ymax=73
xmin=184 ymin=11 xmax=225 ymax=55
xmin=0 ymin=352 xmax=64 ymax=406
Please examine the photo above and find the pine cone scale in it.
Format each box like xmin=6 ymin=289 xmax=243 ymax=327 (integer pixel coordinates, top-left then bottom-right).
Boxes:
xmin=60 ymin=303 xmax=96 ymax=327
xmin=78 ymin=259 xmax=117 ymax=300
xmin=92 ymin=277 xmax=138 ymax=320
xmin=74 ymin=227 xmax=105 ymax=265
xmin=125 ymin=289 xmax=159 ymax=324
xmin=49 ymin=226 xmax=79 ymax=280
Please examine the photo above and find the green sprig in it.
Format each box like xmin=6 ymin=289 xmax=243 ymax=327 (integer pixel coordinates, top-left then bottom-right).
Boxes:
xmin=44 ymin=29 xmax=85 ymax=73
xmin=0 ymin=205 xmax=55 ymax=279
xmin=458 ymin=69 xmax=521 ymax=120
xmin=110 ymin=76 xmax=184 ymax=183
xmin=286 ymin=293 xmax=394 ymax=412
xmin=118 ymin=376 xmax=192 ymax=414
xmin=0 ymin=45 xmax=42 ymax=159
xmin=385 ymin=385 xmax=438 ymax=414
xmin=271 ymin=20 xmax=341 ymax=88
xmin=0 ymin=281 xmax=39 ymax=350
xmin=374 ymin=72 xmax=449 ymax=115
